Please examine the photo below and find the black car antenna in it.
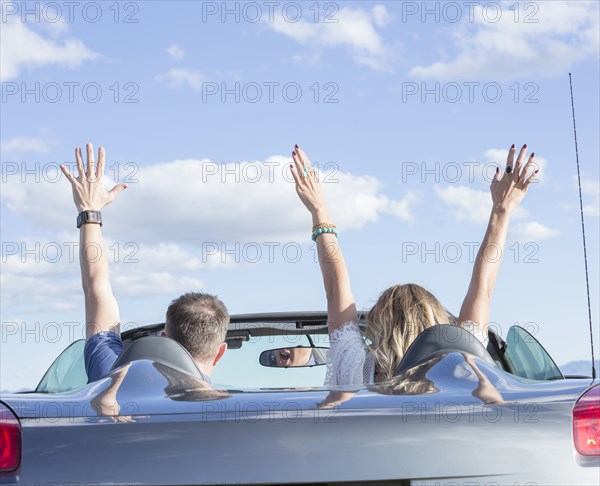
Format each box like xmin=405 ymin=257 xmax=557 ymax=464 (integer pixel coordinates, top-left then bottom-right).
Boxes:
xmin=569 ymin=73 xmax=596 ymax=380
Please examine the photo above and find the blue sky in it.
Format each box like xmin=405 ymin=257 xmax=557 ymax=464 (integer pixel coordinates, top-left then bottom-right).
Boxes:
xmin=1 ymin=0 xmax=599 ymax=391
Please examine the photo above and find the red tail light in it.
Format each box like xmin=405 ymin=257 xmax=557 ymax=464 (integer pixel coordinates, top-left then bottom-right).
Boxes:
xmin=573 ymin=384 xmax=600 ymax=456
xmin=0 ymin=403 xmax=21 ymax=471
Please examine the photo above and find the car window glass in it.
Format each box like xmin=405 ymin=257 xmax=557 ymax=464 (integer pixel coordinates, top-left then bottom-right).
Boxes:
xmin=212 ymin=332 xmax=331 ymax=388
xmin=504 ymin=326 xmax=563 ymax=380
xmin=36 ymin=339 xmax=88 ymax=393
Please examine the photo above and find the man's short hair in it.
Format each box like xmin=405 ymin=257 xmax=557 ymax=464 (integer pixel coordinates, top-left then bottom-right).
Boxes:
xmin=165 ymin=292 xmax=229 ymax=362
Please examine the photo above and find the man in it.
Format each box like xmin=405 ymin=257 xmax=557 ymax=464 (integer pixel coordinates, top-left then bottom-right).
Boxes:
xmin=60 ymin=144 xmax=228 ymax=383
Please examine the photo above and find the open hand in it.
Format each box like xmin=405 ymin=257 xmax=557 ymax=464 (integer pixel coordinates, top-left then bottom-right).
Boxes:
xmin=60 ymin=143 xmax=127 ymax=213
xmin=290 ymin=145 xmax=327 ymax=216
xmin=491 ymin=144 xmax=538 ymax=212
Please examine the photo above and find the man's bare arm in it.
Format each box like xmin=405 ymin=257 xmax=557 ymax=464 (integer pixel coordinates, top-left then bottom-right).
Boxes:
xmin=61 ymin=144 xmax=127 ymax=339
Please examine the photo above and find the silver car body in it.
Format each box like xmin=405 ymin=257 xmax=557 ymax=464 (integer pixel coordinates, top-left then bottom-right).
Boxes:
xmin=1 ymin=313 xmax=598 ymax=485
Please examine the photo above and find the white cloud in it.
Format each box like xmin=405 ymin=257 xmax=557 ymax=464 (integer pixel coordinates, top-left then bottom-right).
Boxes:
xmin=155 ymin=68 xmax=205 ymax=90
xmin=166 ymin=44 xmax=185 ymax=60
xmin=434 ymin=185 xmax=494 ymax=224
xmin=383 ymin=190 xmax=420 ymax=223
xmin=112 ymin=273 xmax=204 ymax=298
xmin=510 ymin=221 xmax=560 ymax=242
xmin=561 ymin=177 xmax=600 ymax=218
xmin=435 ymin=185 xmax=528 ymax=225
xmin=290 ymin=52 xmax=321 ymax=66
xmin=436 ymin=183 xmax=558 ymax=244
xmin=372 ymin=5 xmax=393 ymax=28
xmin=1 ymin=157 xmax=417 ymax=311
xmin=131 ymin=242 xmax=231 ymax=272
xmin=1 ymin=135 xmax=55 ymax=154
xmin=409 ymin=1 xmax=599 ymax=80
xmin=581 ymin=179 xmax=600 ymax=218
xmin=0 ymin=155 xmax=417 ymax=245
xmin=0 ymin=19 xmax=98 ymax=81
xmin=267 ymin=5 xmax=394 ymax=71
xmin=0 ymin=238 xmax=224 ymax=310
xmin=435 ymin=145 xmax=557 ymax=242
xmin=0 ymin=245 xmax=81 ymax=312
xmin=482 ymin=149 xmax=509 ymax=166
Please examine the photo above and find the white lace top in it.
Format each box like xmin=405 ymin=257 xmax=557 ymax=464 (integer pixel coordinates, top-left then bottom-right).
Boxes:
xmin=324 ymin=321 xmax=489 ymax=386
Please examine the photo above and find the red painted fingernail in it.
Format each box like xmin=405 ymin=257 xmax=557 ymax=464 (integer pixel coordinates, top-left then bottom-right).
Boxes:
xmin=510 ymin=144 xmax=515 ymax=149
xmin=531 ymin=152 xmax=535 ymax=157
xmin=523 ymin=144 xmax=527 ymax=149
xmin=295 ymin=144 xmax=299 ymax=148
xmin=534 ymin=169 xmax=539 ymax=173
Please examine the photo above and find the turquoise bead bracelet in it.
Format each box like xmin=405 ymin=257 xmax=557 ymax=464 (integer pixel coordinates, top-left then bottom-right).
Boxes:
xmin=312 ymin=227 xmax=339 ymax=241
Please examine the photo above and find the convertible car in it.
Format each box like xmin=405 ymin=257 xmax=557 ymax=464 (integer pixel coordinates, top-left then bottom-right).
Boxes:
xmin=1 ymin=312 xmax=598 ymax=485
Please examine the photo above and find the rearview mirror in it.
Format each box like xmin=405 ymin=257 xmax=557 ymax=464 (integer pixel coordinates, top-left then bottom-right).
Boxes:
xmin=259 ymin=346 xmax=328 ymax=368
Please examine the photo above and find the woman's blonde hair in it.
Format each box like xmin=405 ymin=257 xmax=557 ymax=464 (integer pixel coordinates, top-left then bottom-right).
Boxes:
xmin=377 ymin=356 xmax=443 ymax=396
xmin=365 ymin=283 xmax=453 ymax=381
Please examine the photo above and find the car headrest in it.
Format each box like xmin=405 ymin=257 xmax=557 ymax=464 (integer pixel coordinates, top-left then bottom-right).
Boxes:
xmin=394 ymin=324 xmax=496 ymax=376
xmin=111 ymin=336 xmax=208 ymax=381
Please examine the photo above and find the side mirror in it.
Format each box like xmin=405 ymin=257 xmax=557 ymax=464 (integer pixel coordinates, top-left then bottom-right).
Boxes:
xmin=259 ymin=346 xmax=328 ymax=368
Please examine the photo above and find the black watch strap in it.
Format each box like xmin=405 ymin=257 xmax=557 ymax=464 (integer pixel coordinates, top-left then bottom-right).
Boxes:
xmin=77 ymin=210 xmax=103 ymax=228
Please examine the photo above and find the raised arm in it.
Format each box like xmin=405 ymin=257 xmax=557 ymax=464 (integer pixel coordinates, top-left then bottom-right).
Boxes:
xmin=290 ymin=145 xmax=358 ymax=330
xmin=60 ymin=144 xmax=127 ymax=339
xmin=459 ymin=144 xmax=538 ymax=338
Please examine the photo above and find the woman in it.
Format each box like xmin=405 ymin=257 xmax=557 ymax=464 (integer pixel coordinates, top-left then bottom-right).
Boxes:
xmin=290 ymin=144 xmax=538 ymax=385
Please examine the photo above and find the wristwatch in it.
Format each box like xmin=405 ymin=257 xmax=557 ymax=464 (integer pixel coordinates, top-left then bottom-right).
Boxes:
xmin=76 ymin=210 xmax=103 ymax=228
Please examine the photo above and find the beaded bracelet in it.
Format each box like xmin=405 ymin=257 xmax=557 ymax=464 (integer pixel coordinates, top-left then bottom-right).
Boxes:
xmin=312 ymin=222 xmax=337 ymax=232
xmin=312 ymin=224 xmax=339 ymax=241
